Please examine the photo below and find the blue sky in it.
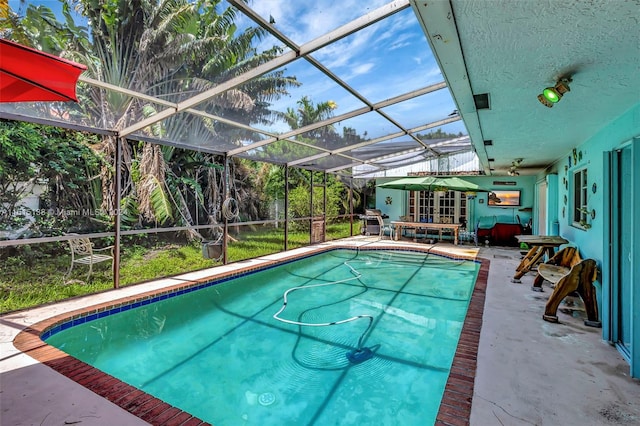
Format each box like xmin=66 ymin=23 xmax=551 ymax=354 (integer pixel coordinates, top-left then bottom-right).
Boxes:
xmin=9 ymin=0 xmax=84 ymax=20
xmin=8 ymin=0 xmax=466 ymax=139
xmin=233 ymin=0 xmax=462 ymax=137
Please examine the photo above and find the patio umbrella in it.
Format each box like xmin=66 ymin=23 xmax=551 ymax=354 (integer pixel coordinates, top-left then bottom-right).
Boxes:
xmin=377 ymin=176 xmax=489 ymax=193
xmin=0 ymin=39 xmax=87 ymax=103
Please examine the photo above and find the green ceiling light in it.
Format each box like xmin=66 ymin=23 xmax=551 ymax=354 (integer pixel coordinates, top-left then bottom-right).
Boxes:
xmin=543 ymin=87 xmax=561 ymax=103
xmin=537 ymin=94 xmax=554 ymax=108
xmin=538 ymin=77 xmax=572 ymax=108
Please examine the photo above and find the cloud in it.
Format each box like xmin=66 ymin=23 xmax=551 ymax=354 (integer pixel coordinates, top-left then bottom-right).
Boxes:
xmin=247 ymin=0 xmax=389 ymax=44
xmin=351 ymin=62 xmax=375 ymax=76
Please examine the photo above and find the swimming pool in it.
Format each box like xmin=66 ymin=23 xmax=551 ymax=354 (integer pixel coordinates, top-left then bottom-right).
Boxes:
xmin=35 ymin=248 xmax=482 ymax=425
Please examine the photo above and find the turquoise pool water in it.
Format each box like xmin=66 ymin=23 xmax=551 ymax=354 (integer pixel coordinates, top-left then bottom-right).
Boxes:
xmin=46 ymin=249 xmax=479 ymax=425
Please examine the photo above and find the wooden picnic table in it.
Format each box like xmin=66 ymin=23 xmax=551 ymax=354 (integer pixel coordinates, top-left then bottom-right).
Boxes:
xmin=512 ymin=235 xmax=569 ymax=282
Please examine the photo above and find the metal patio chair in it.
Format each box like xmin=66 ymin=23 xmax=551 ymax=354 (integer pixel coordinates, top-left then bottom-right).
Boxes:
xmin=65 ymin=234 xmax=114 ymax=282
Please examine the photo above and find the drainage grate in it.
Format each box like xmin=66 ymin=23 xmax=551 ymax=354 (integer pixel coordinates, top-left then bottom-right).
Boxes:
xmin=258 ymin=392 xmax=276 ymax=406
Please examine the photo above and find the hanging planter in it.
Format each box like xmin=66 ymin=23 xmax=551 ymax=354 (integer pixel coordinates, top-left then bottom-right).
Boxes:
xmin=577 ymin=206 xmax=593 ymax=230
xmin=202 ymin=229 xmax=224 ymax=260
xmin=202 ymin=241 xmax=223 ymax=259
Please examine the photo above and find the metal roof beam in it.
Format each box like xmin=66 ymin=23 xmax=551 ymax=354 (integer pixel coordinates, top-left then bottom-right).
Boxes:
xmin=82 ymin=75 xmax=281 ymax=138
xmin=119 ymin=0 xmax=409 ymax=138
xmin=228 ymin=81 xmax=447 ymax=156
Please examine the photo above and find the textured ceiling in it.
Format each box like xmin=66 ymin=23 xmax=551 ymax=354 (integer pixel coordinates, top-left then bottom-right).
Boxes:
xmin=413 ymin=0 xmax=640 ymax=175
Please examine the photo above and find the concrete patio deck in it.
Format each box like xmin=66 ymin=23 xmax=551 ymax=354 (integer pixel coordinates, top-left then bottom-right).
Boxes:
xmin=1 ymin=239 xmax=638 ymax=425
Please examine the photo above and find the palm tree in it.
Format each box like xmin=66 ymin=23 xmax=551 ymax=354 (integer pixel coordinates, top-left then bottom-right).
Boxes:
xmin=283 ymin=96 xmax=338 ymax=136
xmin=9 ymin=0 xmax=300 ymax=229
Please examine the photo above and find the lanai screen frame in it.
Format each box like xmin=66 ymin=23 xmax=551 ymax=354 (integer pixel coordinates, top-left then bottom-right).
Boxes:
xmin=0 ymin=0 xmax=480 ymax=289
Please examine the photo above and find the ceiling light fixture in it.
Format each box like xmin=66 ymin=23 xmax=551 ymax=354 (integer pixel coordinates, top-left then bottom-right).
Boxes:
xmin=538 ymin=77 xmax=572 ymax=108
xmin=508 ymin=158 xmax=523 ymax=176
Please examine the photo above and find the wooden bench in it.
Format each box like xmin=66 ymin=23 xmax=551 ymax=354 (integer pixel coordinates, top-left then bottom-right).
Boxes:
xmin=531 ymin=247 xmax=600 ymax=327
xmin=531 ymin=246 xmax=581 ymax=291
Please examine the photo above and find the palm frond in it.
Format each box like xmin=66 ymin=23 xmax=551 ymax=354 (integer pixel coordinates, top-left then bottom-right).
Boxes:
xmin=148 ymin=176 xmax=173 ymax=224
xmin=119 ymin=195 xmax=141 ymax=227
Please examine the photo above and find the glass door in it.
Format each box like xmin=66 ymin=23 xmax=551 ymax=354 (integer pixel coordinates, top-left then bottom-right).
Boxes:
xmin=411 ymin=191 xmax=467 ymax=224
xmin=612 ymin=145 xmax=632 ymax=356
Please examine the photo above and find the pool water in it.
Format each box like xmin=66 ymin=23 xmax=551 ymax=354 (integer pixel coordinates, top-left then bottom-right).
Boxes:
xmin=46 ymin=249 xmax=479 ymax=425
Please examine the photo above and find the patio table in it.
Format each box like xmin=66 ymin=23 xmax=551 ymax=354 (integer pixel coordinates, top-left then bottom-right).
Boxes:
xmin=512 ymin=235 xmax=569 ymax=282
xmin=391 ymin=221 xmax=461 ymax=245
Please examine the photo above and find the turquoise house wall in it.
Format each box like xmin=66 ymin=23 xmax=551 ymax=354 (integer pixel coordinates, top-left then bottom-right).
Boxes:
xmin=462 ymin=176 xmax=536 ymax=226
xmin=543 ymin=103 xmax=640 ymax=378
xmin=374 ymin=179 xmax=408 ymax=220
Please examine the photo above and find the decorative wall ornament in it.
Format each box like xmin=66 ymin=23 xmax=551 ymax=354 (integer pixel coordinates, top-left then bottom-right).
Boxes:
xmin=385 ymin=196 xmax=392 ymax=205
xmin=592 ymin=182 xmax=597 ymax=193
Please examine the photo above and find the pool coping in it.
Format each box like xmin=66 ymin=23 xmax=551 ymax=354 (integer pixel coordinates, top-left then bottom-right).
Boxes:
xmin=13 ymin=243 xmax=487 ymax=426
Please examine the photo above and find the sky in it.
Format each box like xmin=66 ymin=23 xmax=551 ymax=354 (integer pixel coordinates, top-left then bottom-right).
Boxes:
xmin=6 ymin=0 xmax=466 ymax=140
xmin=231 ymin=0 xmax=463 ymax=137
xmin=8 ymin=0 xmax=83 ymax=20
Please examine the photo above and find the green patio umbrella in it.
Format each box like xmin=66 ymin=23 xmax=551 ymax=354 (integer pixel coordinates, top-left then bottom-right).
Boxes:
xmin=377 ymin=176 xmax=489 ymax=193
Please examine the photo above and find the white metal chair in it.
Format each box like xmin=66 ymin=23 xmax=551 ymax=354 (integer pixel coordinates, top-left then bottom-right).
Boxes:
xmin=65 ymin=234 xmax=114 ymax=282
xmin=382 ymin=219 xmax=394 ymax=240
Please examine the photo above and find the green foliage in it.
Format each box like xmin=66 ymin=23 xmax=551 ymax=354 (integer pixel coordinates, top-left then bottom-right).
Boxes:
xmin=148 ymin=176 xmax=173 ymax=224
xmin=119 ymin=195 xmax=140 ymax=228
xmin=261 ymin=164 xmax=286 ymax=200
xmin=416 ymin=128 xmax=465 ymax=140
xmin=287 ymin=182 xmax=342 ymax=224
xmin=0 ymin=120 xmax=104 ymax=235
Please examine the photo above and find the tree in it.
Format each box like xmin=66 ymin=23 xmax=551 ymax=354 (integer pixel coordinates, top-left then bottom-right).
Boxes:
xmin=283 ymin=96 xmax=338 ymax=134
xmin=7 ymin=0 xmax=300 ymax=232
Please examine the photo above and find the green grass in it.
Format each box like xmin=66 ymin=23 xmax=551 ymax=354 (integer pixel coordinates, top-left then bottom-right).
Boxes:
xmin=0 ymin=221 xmax=354 ymax=313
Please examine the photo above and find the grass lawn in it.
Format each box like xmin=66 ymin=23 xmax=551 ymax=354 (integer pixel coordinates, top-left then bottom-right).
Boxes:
xmin=0 ymin=221 xmax=354 ymax=313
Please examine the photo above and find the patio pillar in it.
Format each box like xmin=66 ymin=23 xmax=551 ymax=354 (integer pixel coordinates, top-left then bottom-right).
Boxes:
xmin=323 ymin=172 xmax=327 ymax=240
xmin=284 ymin=166 xmax=289 ymax=251
xmin=309 ymin=170 xmax=313 ymax=244
xmin=349 ymin=177 xmax=354 ymax=236
xmin=113 ymin=137 xmax=122 ymax=289
xmin=222 ymin=154 xmax=229 ymax=265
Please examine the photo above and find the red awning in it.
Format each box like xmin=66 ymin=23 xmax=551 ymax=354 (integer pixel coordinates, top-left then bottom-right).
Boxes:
xmin=0 ymin=39 xmax=87 ymax=103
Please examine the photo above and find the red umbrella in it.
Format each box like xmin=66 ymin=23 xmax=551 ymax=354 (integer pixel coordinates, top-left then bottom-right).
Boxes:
xmin=0 ymin=39 xmax=87 ymax=103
